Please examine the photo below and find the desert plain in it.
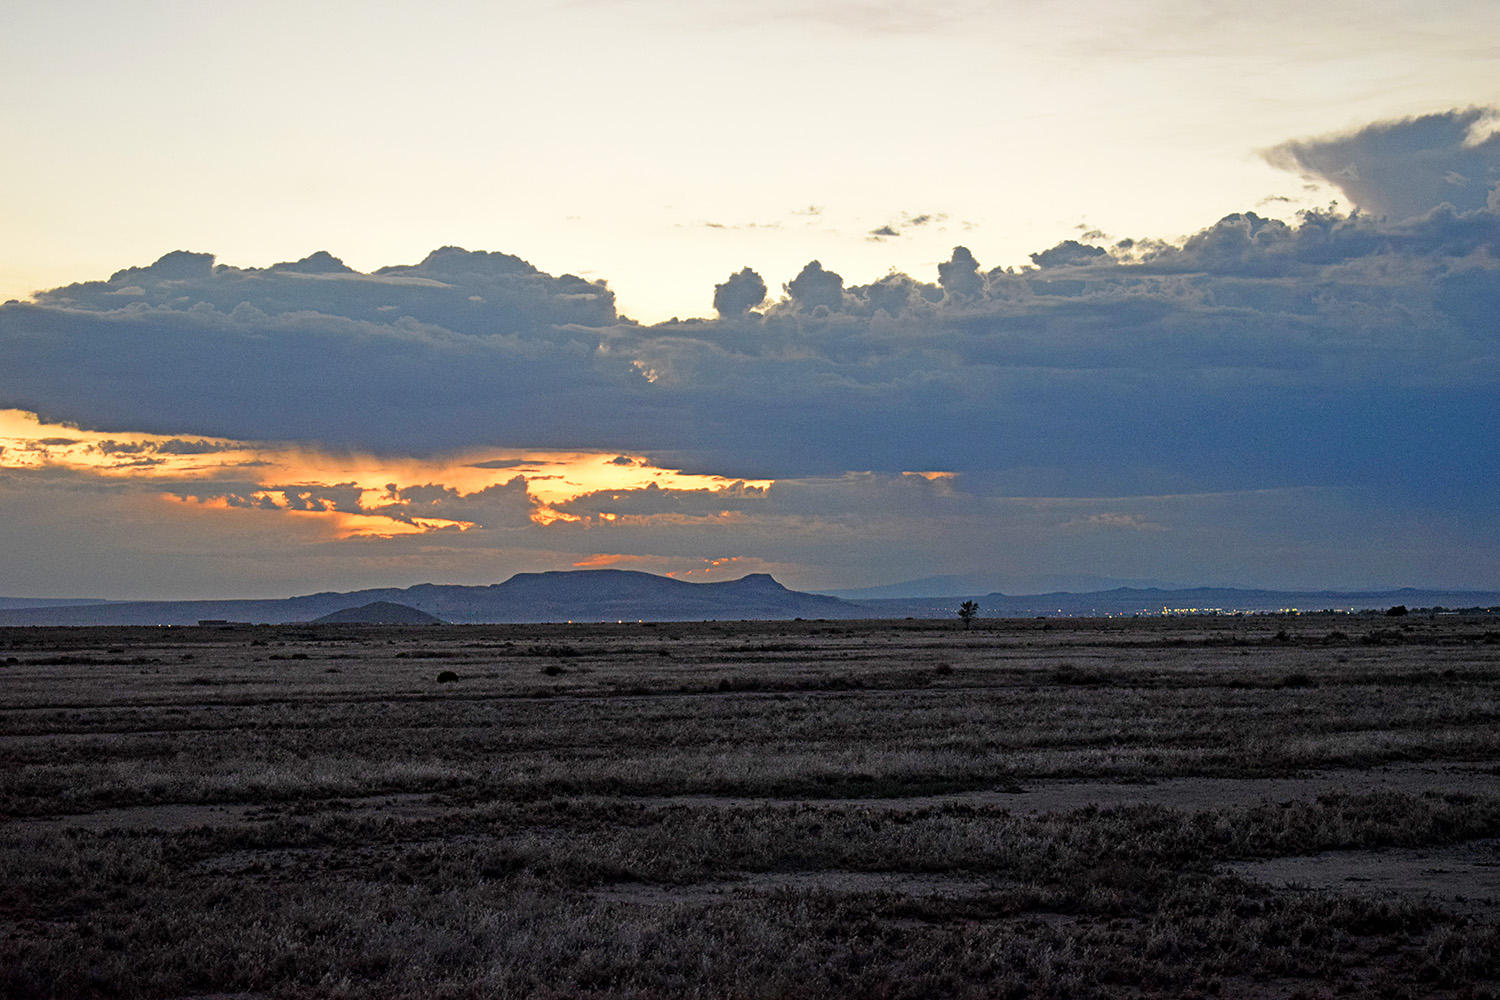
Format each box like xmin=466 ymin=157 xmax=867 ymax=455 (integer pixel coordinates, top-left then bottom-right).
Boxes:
xmin=2 ymin=613 xmax=1499 ymax=998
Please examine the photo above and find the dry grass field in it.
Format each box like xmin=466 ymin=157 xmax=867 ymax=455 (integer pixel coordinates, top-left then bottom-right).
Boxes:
xmin=2 ymin=614 xmax=1499 ymax=998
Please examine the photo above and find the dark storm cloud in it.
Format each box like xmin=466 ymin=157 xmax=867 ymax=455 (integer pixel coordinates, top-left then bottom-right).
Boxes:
xmin=1265 ymin=107 xmax=1500 ymax=220
xmin=0 ymin=246 xmax=655 ymax=455
xmin=3 ymin=176 xmax=1499 ymax=518
xmin=0 ymin=297 xmax=655 ymax=455
xmin=621 ymin=207 xmax=1500 ymax=511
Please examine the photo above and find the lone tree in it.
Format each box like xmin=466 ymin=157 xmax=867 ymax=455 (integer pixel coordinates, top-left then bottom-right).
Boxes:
xmin=957 ymin=600 xmax=979 ymax=629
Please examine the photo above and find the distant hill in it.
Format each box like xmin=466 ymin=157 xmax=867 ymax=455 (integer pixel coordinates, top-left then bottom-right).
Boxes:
xmin=0 ymin=570 xmax=866 ymax=626
xmin=311 ymin=602 xmax=444 ymax=625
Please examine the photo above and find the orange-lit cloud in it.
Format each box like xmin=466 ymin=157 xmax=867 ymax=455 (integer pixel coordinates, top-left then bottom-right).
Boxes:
xmin=165 ymin=494 xmax=476 ymax=540
xmin=0 ymin=409 xmax=773 ymax=539
xmin=667 ymin=556 xmax=748 ymax=578
xmin=571 ymin=553 xmax=797 ymax=581
xmin=572 ymin=553 xmax=664 ymax=569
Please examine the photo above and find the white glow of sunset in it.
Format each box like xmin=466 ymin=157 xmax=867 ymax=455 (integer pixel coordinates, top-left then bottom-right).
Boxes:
xmin=4 ymin=2 xmax=1497 ymax=322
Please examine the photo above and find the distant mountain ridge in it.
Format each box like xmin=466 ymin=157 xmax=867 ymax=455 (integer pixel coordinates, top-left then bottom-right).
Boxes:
xmin=856 ymin=585 xmax=1500 ymax=619
xmin=0 ymin=570 xmax=865 ymax=626
xmin=819 ymin=573 xmax=1183 ymax=600
xmin=0 ymin=597 xmax=117 ymax=610
xmin=0 ymin=574 xmax=1495 ymax=627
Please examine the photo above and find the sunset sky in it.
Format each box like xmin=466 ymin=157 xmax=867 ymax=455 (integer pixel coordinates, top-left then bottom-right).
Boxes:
xmin=2 ymin=1 xmax=1498 ymax=598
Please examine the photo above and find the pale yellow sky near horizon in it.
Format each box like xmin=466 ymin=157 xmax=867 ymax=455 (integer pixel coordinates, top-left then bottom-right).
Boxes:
xmin=5 ymin=0 xmax=1499 ymax=321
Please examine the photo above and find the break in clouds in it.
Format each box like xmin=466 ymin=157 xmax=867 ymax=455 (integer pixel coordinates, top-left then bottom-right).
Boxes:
xmin=2 ymin=109 xmax=1498 ymax=565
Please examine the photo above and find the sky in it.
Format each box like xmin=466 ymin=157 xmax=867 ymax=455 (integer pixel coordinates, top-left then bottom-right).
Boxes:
xmin=1 ymin=0 xmax=1498 ymax=599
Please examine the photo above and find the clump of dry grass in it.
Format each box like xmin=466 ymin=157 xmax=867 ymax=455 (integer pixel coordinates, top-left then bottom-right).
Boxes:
xmin=5 ymin=791 xmax=1497 ymax=998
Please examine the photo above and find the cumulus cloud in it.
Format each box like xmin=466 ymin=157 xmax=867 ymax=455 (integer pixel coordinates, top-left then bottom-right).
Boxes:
xmin=1266 ymin=107 xmax=1500 ymax=220
xmin=35 ymin=245 xmax=617 ymax=336
xmin=712 ymin=267 xmax=767 ymax=317
xmin=784 ymin=260 xmax=845 ymax=312
xmin=862 ymin=273 xmax=925 ymax=316
xmin=1028 ymin=239 xmax=1109 ymax=268
xmin=937 ymin=246 xmax=981 ymax=298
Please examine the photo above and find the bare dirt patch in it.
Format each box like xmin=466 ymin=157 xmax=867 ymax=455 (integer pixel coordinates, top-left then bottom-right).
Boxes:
xmin=1227 ymin=837 xmax=1500 ymax=915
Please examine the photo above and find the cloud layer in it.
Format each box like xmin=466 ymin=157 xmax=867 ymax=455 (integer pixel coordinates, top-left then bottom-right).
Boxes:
xmin=3 ymin=109 xmax=1498 ymax=592
xmin=5 ymin=200 xmax=1498 ymax=509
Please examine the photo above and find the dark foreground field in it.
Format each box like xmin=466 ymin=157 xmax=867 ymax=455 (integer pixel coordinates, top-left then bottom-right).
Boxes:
xmin=3 ymin=614 xmax=1499 ymax=998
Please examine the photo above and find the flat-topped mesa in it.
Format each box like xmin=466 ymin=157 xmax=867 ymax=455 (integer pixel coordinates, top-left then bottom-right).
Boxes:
xmin=718 ymin=573 xmax=787 ymax=591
